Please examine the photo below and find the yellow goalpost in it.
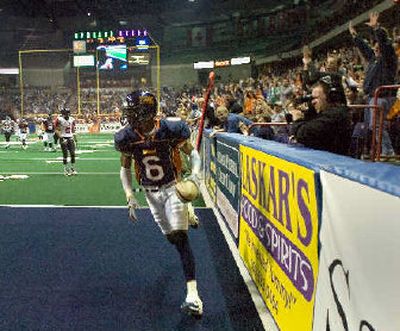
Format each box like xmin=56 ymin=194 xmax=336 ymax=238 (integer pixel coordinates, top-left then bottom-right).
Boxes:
xmin=18 ymin=40 xmax=160 ymax=117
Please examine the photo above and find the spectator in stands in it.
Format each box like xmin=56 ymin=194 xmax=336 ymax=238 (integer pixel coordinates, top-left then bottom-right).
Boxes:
xmin=185 ymin=100 xmax=202 ymax=127
xmin=302 ymin=45 xmax=347 ymax=106
xmin=280 ymin=78 xmax=295 ymax=106
xmin=225 ymin=94 xmax=243 ymax=114
xmin=290 ymin=77 xmax=352 ymax=156
xmin=271 ymin=101 xmax=290 ymax=143
xmin=211 ymin=105 xmax=253 ymax=136
xmin=250 ymin=113 xmax=275 ymax=141
xmin=349 ymin=12 xmax=398 ymax=157
xmin=197 ymin=97 xmax=217 ymax=129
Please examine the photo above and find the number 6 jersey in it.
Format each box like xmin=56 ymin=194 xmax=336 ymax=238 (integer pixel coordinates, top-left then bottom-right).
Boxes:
xmin=114 ymin=118 xmax=191 ymax=187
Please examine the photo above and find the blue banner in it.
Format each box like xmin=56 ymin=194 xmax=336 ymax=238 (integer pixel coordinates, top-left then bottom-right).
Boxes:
xmin=215 ymin=136 xmax=240 ymax=239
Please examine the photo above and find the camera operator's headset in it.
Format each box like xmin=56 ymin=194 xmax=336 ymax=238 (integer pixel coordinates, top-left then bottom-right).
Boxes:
xmin=319 ymin=75 xmax=339 ymax=104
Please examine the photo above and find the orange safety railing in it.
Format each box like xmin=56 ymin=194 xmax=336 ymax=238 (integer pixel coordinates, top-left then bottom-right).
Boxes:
xmin=347 ymin=104 xmax=383 ymax=162
xmin=372 ymin=84 xmax=400 ymax=162
xmin=249 ymin=88 xmax=400 ymax=163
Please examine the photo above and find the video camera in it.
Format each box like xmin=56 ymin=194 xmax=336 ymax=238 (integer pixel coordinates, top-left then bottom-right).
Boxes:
xmin=293 ymin=94 xmax=314 ymax=105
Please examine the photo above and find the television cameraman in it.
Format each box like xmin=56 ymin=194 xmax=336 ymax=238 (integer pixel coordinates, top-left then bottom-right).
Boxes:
xmin=289 ymin=76 xmax=352 ymax=156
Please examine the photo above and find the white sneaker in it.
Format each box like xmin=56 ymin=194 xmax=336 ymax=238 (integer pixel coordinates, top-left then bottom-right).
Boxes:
xmin=181 ymin=296 xmax=203 ymax=317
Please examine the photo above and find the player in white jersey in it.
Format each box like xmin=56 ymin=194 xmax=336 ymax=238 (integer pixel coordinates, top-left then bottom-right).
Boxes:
xmin=55 ymin=108 xmax=77 ymax=176
xmin=1 ymin=116 xmax=17 ymax=149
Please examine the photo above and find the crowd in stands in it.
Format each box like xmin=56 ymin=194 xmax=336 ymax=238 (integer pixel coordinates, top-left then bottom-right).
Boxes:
xmin=1 ymin=11 xmax=399 ymax=160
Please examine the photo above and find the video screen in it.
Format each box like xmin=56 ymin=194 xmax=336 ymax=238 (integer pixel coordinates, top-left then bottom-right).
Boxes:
xmin=96 ymin=44 xmax=127 ymax=71
xmin=73 ymin=55 xmax=95 ymax=67
xmin=128 ymin=52 xmax=150 ymax=65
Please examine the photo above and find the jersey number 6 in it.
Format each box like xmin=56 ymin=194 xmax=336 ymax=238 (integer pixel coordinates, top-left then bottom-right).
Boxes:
xmin=142 ymin=156 xmax=164 ymax=181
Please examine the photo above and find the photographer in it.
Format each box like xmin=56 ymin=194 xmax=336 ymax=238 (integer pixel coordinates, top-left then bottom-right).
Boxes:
xmin=289 ymin=76 xmax=352 ymax=156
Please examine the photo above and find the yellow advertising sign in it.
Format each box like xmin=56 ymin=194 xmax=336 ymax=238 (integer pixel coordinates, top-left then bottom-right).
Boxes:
xmin=239 ymin=146 xmax=319 ymax=331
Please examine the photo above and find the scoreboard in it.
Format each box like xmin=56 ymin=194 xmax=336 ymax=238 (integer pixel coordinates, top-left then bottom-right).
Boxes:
xmin=72 ymin=29 xmax=151 ymax=69
xmin=73 ymin=29 xmax=149 ymax=46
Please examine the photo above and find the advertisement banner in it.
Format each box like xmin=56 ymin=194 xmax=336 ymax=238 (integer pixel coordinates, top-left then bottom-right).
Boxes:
xmin=313 ymin=171 xmax=400 ymax=331
xmin=238 ymin=146 xmax=319 ymax=331
xmin=216 ymin=140 xmax=240 ymax=238
xmin=100 ymin=122 xmax=121 ymax=133
xmin=75 ymin=124 xmax=90 ymax=133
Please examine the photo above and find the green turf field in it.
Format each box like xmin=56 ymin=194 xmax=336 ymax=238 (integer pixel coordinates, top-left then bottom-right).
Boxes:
xmin=0 ymin=133 xmax=205 ymax=207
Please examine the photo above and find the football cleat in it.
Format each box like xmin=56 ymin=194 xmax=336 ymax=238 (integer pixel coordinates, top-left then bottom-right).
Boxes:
xmin=181 ymin=297 xmax=203 ymax=317
xmin=70 ymin=168 xmax=78 ymax=176
xmin=64 ymin=168 xmax=71 ymax=176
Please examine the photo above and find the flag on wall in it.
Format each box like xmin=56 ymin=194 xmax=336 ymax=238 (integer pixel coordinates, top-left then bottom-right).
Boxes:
xmin=191 ymin=26 xmax=207 ymax=47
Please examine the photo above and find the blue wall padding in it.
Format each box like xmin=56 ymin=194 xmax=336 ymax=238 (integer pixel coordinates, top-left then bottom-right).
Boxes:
xmin=206 ymin=132 xmax=400 ymax=197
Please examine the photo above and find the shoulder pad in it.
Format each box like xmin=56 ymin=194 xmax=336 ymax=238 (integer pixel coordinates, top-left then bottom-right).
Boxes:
xmin=159 ymin=118 xmax=190 ymax=140
xmin=114 ymin=126 xmax=138 ymax=152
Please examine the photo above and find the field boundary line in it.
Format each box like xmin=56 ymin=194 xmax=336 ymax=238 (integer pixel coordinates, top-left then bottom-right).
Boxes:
xmin=0 ymin=172 xmax=120 ymax=175
xmin=0 ymin=204 xmax=210 ymax=209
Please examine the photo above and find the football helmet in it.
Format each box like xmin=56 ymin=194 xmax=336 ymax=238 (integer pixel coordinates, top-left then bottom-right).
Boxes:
xmin=61 ymin=107 xmax=70 ymax=119
xmin=123 ymin=90 xmax=157 ymax=128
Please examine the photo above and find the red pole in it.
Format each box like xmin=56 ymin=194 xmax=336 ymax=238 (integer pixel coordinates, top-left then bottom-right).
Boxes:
xmin=195 ymin=71 xmax=215 ymax=151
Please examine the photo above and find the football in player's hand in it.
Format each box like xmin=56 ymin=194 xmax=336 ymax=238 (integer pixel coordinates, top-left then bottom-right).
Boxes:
xmin=175 ymin=179 xmax=200 ymax=203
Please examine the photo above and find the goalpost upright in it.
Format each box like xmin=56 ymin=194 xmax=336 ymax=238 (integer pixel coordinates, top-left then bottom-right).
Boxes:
xmin=18 ymin=30 xmax=161 ymax=117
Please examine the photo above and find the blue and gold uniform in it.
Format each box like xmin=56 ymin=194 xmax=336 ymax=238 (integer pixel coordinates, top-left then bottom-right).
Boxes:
xmin=115 ymin=118 xmax=191 ymax=187
xmin=115 ymin=91 xmax=203 ymax=316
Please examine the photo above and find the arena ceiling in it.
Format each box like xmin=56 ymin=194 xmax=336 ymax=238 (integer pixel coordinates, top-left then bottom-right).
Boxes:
xmin=0 ymin=0 xmax=294 ymax=27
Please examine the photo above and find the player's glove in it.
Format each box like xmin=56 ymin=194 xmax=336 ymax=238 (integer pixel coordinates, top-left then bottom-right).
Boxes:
xmin=127 ymin=194 xmax=139 ymax=222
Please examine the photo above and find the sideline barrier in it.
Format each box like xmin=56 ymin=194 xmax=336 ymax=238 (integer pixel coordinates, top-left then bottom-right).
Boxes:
xmin=201 ymin=130 xmax=400 ymax=331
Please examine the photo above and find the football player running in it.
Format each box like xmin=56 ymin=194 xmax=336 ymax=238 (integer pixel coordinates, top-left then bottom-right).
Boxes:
xmin=114 ymin=91 xmax=203 ymax=317
xmin=1 ymin=116 xmax=17 ymax=149
xmin=55 ymin=108 xmax=77 ymax=176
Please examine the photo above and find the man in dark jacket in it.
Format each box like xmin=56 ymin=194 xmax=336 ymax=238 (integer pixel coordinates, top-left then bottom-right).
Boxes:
xmin=290 ymin=77 xmax=352 ymax=156
xmin=349 ymin=12 xmax=398 ymax=157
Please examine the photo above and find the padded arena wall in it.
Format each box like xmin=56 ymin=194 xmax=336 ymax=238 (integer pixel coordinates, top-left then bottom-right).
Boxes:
xmin=201 ymin=130 xmax=400 ymax=331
